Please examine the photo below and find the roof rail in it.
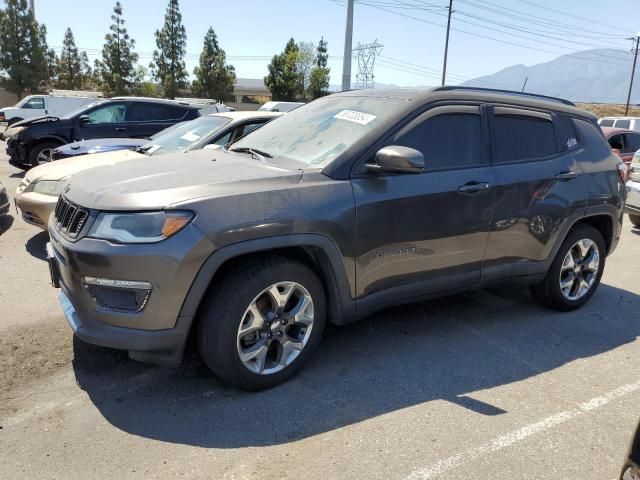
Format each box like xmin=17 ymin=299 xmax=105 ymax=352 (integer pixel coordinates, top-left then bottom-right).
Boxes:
xmin=432 ymin=86 xmax=575 ymax=106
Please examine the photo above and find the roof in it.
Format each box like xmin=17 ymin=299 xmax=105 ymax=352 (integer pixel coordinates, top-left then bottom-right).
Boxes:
xmin=109 ymin=96 xmax=200 ymax=108
xmin=600 ymin=116 xmax=640 ymax=120
xmin=333 ymin=87 xmax=596 ymax=120
xmin=601 ymin=127 xmax=637 ymax=136
xmin=210 ymin=111 xmax=283 ymax=121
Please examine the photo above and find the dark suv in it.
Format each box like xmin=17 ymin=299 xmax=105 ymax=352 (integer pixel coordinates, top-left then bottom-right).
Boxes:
xmin=46 ymin=87 xmax=625 ymax=390
xmin=5 ymin=97 xmax=201 ymax=169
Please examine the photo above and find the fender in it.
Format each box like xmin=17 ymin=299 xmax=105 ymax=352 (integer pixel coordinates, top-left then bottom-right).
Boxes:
xmin=30 ymin=134 xmax=68 ymax=146
xmin=175 ymin=234 xmax=357 ymax=334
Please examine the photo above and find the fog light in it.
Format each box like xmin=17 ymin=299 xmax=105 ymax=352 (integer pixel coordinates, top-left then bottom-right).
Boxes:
xmin=82 ymin=277 xmax=152 ymax=313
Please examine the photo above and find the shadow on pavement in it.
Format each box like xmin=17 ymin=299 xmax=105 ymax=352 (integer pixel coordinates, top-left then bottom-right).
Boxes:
xmin=0 ymin=214 xmax=14 ymax=235
xmin=25 ymin=230 xmax=49 ymax=261
xmin=72 ymin=283 xmax=640 ymax=448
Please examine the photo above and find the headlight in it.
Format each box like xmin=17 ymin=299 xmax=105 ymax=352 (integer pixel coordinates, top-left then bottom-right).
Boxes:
xmin=31 ymin=179 xmax=67 ymax=196
xmin=88 ymin=210 xmax=194 ymax=243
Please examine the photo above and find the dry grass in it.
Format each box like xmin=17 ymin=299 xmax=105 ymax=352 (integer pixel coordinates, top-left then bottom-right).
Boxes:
xmin=576 ymin=103 xmax=640 ymax=118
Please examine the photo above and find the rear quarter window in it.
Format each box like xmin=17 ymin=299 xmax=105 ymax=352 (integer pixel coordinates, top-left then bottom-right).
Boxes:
xmin=614 ymin=119 xmax=631 ymax=129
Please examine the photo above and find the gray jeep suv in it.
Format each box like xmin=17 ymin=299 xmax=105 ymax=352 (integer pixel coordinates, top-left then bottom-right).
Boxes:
xmin=47 ymin=87 xmax=626 ymax=390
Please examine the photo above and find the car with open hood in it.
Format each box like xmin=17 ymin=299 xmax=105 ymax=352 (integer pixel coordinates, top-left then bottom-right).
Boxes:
xmin=47 ymin=87 xmax=625 ymax=390
xmin=5 ymin=97 xmax=201 ymax=170
xmin=14 ymin=111 xmax=283 ymax=229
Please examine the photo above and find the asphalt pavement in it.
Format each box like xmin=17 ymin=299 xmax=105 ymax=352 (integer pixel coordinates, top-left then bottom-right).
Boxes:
xmin=1 ymin=145 xmax=639 ymax=480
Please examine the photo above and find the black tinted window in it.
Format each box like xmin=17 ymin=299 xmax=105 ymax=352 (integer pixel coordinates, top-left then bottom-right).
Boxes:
xmin=626 ymin=133 xmax=640 ymax=152
xmin=599 ymin=119 xmax=614 ymax=127
xmin=493 ymin=114 xmax=557 ymax=163
xmin=395 ymin=113 xmax=485 ymax=169
xmin=608 ymin=134 xmax=624 ymax=151
xmin=128 ymin=103 xmax=187 ymax=122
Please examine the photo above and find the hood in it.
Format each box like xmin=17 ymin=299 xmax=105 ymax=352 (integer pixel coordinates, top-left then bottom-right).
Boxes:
xmin=57 ymin=138 xmax=147 ymax=155
xmin=65 ymin=149 xmax=303 ymax=210
xmin=25 ymin=149 xmax=145 ymax=183
xmin=11 ymin=115 xmax=61 ymax=127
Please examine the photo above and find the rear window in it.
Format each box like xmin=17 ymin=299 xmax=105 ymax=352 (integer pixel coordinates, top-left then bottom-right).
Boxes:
xmin=599 ymin=119 xmax=614 ymax=127
xmin=615 ymin=119 xmax=631 ymax=129
xmin=492 ymin=113 xmax=557 ymax=163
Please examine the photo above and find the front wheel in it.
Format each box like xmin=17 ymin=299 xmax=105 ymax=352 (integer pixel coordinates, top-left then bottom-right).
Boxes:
xmin=28 ymin=141 xmax=60 ymax=167
xmin=531 ymin=224 xmax=606 ymax=311
xmin=198 ymin=255 xmax=326 ymax=390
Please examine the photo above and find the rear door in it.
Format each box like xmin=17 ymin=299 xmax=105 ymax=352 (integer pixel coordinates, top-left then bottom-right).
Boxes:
xmin=73 ymin=101 xmax=129 ymax=140
xmin=352 ymin=104 xmax=494 ymax=302
xmin=125 ymin=102 xmax=190 ymax=138
xmin=482 ymin=107 xmax=586 ymax=281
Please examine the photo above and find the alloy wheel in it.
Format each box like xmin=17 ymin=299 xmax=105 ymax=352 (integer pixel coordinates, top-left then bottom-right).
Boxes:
xmin=36 ymin=148 xmax=54 ymax=165
xmin=558 ymin=238 xmax=600 ymax=301
xmin=236 ymin=281 xmax=314 ymax=375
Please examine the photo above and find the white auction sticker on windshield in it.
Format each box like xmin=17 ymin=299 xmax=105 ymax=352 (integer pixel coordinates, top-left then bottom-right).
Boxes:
xmin=334 ymin=110 xmax=377 ymax=125
xmin=180 ymin=131 xmax=200 ymax=142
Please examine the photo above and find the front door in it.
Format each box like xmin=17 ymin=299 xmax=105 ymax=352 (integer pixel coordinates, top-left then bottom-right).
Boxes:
xmin=352 ymin=105 xmax=494 ymax=304
xmin=74 ymin=102 xmax=130 ymax=140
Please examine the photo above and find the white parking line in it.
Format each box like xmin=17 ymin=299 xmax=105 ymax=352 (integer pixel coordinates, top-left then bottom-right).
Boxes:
xmin=404 ymin=379 xmax=640 ymax=480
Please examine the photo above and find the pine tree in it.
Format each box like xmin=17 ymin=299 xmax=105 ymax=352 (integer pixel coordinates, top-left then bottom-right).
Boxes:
xmin=151 ymin=0 xmax=187 ymax=99
xmin=265 ymin=38 xmax=301 ymax=101
xmin=0 ymin=0 xmax=52 ymax=98
xmin=57 ymin=28 xmax=83 ymax=89
xmin=192 ymin=27 xmax=236 ymax=102
xmin=308 ymin=37 xmax=330 ymax=99
xmin=95 ymin=1 xmax=139 ymax=96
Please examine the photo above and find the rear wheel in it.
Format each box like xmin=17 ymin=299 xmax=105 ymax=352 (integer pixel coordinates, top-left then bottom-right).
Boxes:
xmin=531 ymin=224 xmax=605 ymax=311
xmin=197 ymin=255 xmax=326 ymax=390
xmin=28 ymin=141 xmax=60 ymax=167
xmin=629 ymin=214 xmax=640 ymax=228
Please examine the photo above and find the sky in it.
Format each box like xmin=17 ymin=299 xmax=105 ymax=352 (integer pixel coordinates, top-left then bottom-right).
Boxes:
xmin=34 ymin=0 xmax=640 ymax=88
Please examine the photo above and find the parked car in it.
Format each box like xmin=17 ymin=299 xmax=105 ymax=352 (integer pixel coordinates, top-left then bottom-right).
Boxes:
xmin=258 ymin=101 xmax=305 ymax=112
xmin=0 ymin=181 xmax=9 ymax=216
xmin=625 ymin=149 xmax=640 ymax=228
xmin=602 ymin=127 xmax=640 ymax=165
xmin=0 ymin=90 xmax=103 ymax=132
xmin=599 ymin=117 xmax=640 ymax=132
xmin=15 ymin=111 xmax=283 ymax=228
xmin=620 ymin=421 xmax=640 ymax=480
xmin=46 ymin=87 xmax=624 ymax=390
xmin=50 ymin=137 xmax=149 ymax=161
xmin=4 ymin=97 xmax=201 ymax=170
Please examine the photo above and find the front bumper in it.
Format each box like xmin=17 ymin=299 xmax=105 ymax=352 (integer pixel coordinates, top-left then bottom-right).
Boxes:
xmin=625 ymin=179 xmax=640 ymax=215
xmin=48 ymin=219 xmax=214 ymax=365
xmin=14 ymin=191 xmax=57 ymax=229
xmin=6 ymin=138 xmax=29 ymax=166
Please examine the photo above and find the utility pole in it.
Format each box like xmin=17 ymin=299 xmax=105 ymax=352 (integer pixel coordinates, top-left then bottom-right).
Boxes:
xmin=625 ymin=35 xmax=639 ymax=116
xmin=441 ymin=0 xmax=453 ymax=86
xmin=341 ymin=0 xmax=355 ymax=91
xmin=354 ymin=41 xmax=383 ymax=89
xmin=29 ymin=0 xmax=35 ymax=17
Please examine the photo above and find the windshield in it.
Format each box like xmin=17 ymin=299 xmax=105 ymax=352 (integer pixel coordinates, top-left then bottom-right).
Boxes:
xmin=139 ymin=115 xmax=232 ymax=155
xmin=232 ymin=96 xmax=408 ymax=167
xmin=62 ymin=101 xmax=105 ymax=119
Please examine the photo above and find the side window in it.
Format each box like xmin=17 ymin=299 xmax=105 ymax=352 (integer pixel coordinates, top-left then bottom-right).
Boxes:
xmin=492 ymin=110 xmax=557 ymax=163
xmin=86 ymin=103 xmax=127 ymax=124
xmin=239 ymin=121 xmax=266 ymax=137
xmin=615 ymin=119 xmax=631 ymax=129
xmin=127 ymin=103 xmax=187 ymax=122
xmin=625 ymin=133 xmax=640 ymax=152
xmin=394 ymin=110 xmax=485 ymax=170
xmin=608 ymin=134 xmax=624 ymax=151
xmin=599 ymin=119 xmax=615 ymax=127
xmin=213 ymin=130 xmax=233 ymax=146
xmin=23 ymin=98 xmax=45 ymax=109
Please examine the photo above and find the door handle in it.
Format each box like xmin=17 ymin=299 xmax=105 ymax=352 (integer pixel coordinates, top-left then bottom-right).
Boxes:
xmin=458 ymin=182 xmax=490 ymax=194
xmin=115 ymin=127 xmax=127 ymax=132
xmin=555 ymin=171 xmax=578 ymax=181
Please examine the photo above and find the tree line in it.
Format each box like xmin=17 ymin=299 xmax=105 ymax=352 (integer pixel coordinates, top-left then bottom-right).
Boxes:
xmin=0 ymin=0 xmax=331 ymax=103
xmin=0 ymin=0 xmax=236 ymax=101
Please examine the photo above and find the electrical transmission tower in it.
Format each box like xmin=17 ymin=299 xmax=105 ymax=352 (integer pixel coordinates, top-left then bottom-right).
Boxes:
xmin=353 ymin=40 xmax=383 ymax=90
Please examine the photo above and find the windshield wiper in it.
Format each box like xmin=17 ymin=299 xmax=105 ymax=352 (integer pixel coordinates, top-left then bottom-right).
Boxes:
xmin=230 ymin=147 xmax=272 ymax=162
xmin=134 ymin=145 xmax=155 ymax=155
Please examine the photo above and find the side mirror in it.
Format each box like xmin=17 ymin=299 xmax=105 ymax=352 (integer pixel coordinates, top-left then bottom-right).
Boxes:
xmin=368 ymin=146 xmax=424 ymax=174
xmin=78 ymin=114 xmax=90 ymax=125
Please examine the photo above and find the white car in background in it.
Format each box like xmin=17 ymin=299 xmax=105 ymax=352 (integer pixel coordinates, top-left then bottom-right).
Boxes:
xmin=598 ymin=117 xmax=640 ymax=132
xmin=0 ymin=90 xmax=104 ymax=133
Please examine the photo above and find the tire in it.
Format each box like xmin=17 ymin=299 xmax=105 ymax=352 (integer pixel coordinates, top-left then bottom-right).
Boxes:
xmin=629 ymin=214 xmax=640 ymax=228
xmin=28 ymin=141 xmax=60 ymax=167
xmin=198 ymin=255 xmax=326 ymax=390
xmin=531 ymin=224 xmax=606 ymax=311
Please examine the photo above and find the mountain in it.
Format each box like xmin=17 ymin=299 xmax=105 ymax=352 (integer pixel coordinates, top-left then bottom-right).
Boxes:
xmin=461 ymin=49 xmax=639 ymax=104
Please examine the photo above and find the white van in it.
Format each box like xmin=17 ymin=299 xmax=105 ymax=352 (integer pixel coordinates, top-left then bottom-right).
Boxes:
xmin=598 ymin=117 xmax=640 ymax=132
xmin=0 ymin=90 xmax=103 ymax=130
xmin=258 ymin=101 xmax=305 ymax=112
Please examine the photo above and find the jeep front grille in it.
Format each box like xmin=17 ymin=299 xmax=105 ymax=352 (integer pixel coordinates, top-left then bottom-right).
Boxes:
xmin=54 ymin=196 xmax=89 ymax=237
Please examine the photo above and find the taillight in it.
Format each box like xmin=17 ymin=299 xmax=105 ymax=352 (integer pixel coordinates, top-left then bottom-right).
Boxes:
xmin=617 ymin=162 xmax=629 ymax=183
xmin=0 ymin=112 xmax=5 ymax=121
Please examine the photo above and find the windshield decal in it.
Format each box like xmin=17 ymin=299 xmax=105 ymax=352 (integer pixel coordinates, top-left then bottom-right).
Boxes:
xmin=180 ymin=131 xmax=201 ymax=142
xmin=334 ymin=110 xmax=377 ymax=126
